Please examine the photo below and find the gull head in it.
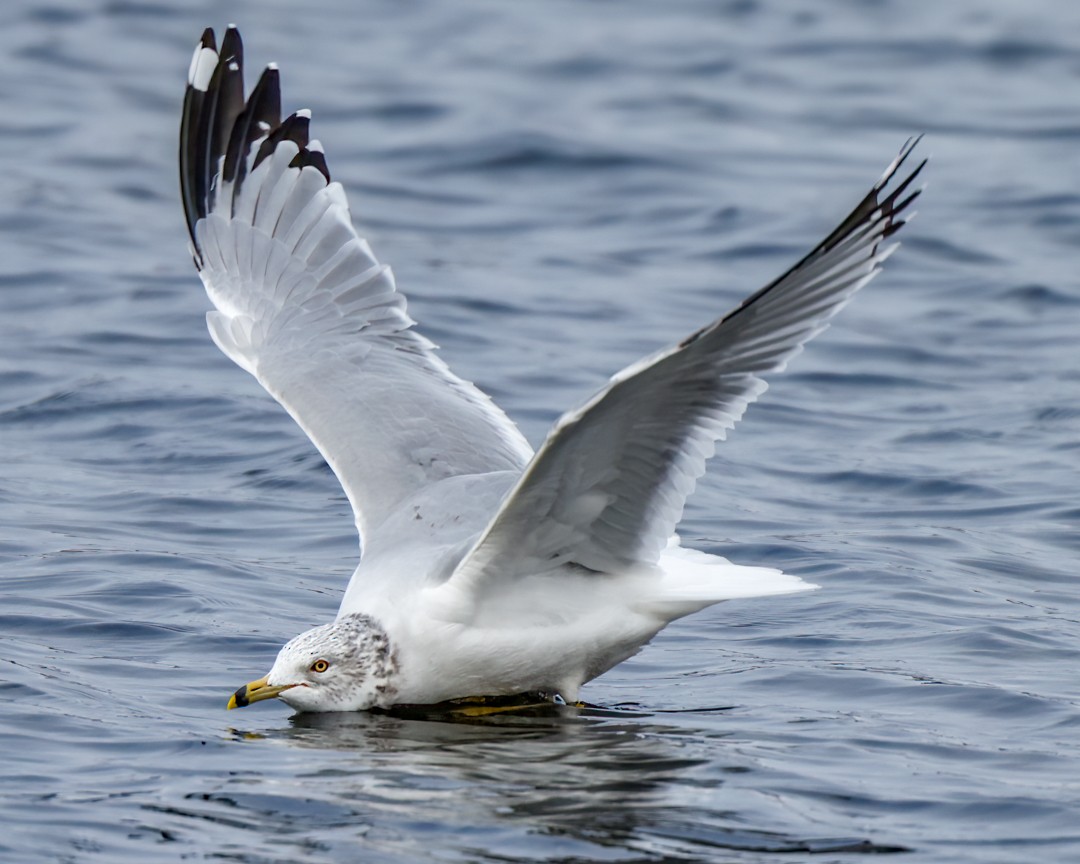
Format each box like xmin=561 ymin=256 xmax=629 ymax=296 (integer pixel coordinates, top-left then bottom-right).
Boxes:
xmin=227 ymin=613 xmax=398 ymax=713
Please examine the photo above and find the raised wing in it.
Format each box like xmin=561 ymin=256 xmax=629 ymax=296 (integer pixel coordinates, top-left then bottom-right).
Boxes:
xmin=180 ymin=27 xmax=532 ymax=547
xmin=448 ymin=139 xmax=925 ymax=592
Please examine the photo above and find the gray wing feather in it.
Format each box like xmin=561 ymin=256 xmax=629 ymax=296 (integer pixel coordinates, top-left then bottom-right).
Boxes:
xmin=450 ymin=139 xmax=925 ymax=590
xmin=180 ymin=28 xmax=532 ymax=549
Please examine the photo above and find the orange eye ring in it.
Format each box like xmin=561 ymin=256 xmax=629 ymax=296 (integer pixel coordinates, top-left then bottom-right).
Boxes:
xmin=310 ymin=659 xmax=330 ymax=673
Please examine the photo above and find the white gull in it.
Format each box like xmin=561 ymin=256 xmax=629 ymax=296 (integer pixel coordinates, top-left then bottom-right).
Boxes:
xmin=179 ymin=26 xmax=925 ymax=713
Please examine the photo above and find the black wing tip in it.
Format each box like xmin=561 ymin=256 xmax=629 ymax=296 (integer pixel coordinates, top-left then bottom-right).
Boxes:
xmin=876 ymin=137 xmax=928 ymax=221
xmin=290 ymin=144 xmax=331 ymax=183
xmin=271 ymin=108 xmax=330 ymax=182
xmin=272 ymin=108 xmax=310 ymax=146
xmin=222 ymin=63 xmax=281 ymax=186
xmin=252 ymin=109 xmax=307 ymax=165
xmin=714 ymin=136 xmax=928 ymax=326
xmin=813 ymin=136 xmax=927 ymax=256
xmin=181 ymin=25 xmax=334 ymax=262
xmin=877 ymin=134 xmax=925 ymax=190
xmin=219 ymin=24 xmax=242 ymax=59
xmin=877 ymin=149 xmax=928 ymax=231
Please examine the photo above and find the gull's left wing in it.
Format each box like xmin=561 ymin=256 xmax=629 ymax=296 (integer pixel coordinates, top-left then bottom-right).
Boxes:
xmin=180 ymin=27 xmax=532 ymax=550
xmin=447 ymin=140 xmax=925 ymax=600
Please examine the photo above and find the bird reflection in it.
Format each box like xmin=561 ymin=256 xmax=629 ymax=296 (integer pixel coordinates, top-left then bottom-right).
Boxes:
xmin=220 ymin=707 xmax=903 ymax=859
xmin=282 ymin=705 xmax=709 ymax=854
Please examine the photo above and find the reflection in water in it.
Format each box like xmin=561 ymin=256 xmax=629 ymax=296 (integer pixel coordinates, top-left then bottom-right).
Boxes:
xmin=284 ymin=707 xmax=705 ymax=844
xmin=201 ymin=708 xmax=905 ymax=860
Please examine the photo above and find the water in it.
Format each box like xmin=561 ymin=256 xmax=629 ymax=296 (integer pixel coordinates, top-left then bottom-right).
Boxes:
xmin=2 ymin=0 xmax=1079 ymax=860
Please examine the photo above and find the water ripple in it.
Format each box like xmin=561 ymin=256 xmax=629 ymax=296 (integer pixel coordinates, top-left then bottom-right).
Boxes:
xmin=2 ymin=1 xmax=1080 ymax=862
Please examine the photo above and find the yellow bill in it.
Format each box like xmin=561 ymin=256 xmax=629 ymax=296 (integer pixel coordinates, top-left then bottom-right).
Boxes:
xmin=227 ymin=675 xmax=297 ymax=710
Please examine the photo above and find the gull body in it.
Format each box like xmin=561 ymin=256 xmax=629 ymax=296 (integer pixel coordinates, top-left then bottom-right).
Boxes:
xmin=180 ymin=27 xmax=924 ymax=713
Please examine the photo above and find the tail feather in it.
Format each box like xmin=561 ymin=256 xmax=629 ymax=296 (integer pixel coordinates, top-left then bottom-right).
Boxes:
xmin=645 ymin=538 xmax=817 ymax=619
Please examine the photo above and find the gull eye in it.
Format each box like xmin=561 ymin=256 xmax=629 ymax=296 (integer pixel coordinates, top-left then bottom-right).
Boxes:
xmin=310 ymin=659 xmax=330 ymax=673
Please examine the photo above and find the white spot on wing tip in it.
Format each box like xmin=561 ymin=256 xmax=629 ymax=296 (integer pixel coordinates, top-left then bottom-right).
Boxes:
xmin=189 ymin=46 xmax=218 ymax=91
xmin=267 ymin=62 xmax=279 ymax=71
xmin=296 ymin=108 xmax=312 ymax=119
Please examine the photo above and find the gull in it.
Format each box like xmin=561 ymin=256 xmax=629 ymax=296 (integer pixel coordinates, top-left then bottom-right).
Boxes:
xmin=180 ymin=26 xmax=924 ymax=713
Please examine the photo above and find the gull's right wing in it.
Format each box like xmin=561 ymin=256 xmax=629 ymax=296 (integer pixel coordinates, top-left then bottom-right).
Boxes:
xmin=447 ymin=140 xmax=925 ymax=605
xmin=180 ymin=27 xmax=532 ymax=548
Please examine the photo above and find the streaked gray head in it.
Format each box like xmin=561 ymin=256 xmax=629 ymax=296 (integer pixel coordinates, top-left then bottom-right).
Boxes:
xmin=264 ymin=613 xmax=398 ymax=712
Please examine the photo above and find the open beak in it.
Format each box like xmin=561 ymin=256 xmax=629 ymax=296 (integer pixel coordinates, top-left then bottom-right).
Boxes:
xmin=227 ymin=675 xmax=298 ymax=710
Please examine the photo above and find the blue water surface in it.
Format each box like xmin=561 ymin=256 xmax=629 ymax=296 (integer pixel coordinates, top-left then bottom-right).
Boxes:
xmin=2 ymin=0 xmax=1079 ymax=861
